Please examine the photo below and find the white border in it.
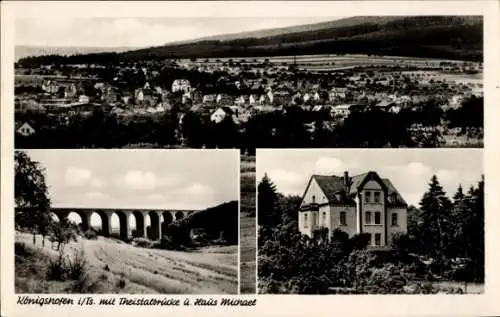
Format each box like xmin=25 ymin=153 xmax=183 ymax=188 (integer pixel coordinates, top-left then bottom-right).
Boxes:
xmin=2 ymin=1 xmax=500 ymax=317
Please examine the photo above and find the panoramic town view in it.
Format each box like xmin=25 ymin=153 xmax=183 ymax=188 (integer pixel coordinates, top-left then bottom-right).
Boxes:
xmin=15 ymin=16 xmax=483 ymax=150
xmin=11 ymin=13 xmax=485 ymax=297
xmin=257 ymin=149 xmax=484 ymax=294
xmin=15 ymin=150 xmax=239 ymax=294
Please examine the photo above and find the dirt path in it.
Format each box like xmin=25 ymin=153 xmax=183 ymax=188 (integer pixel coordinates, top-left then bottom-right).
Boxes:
xmin=16 ymin=232 xmax=238 ymax=294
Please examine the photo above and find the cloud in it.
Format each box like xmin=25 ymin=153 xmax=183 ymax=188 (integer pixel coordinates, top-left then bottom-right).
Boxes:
xmin=123 ymin=170 xmax=156 ymax=191
xmin=407 ymin=162 xmax=431 ymax=176
xmin=84 ymin=191 xmax=109 ymax=200
xmin=65 ymin=167 xmax=92 ymax=186
xmin=90 ymin=178 xmax=105 ymax=189
xmin=147 ymin=193 xmax=165 ymax=200
xmin=313 ymin=157 xmax=347 ymax=174
xmin=267 ymin=169 xmax=303 ymax=193
xmin=183 ymin=183 xmax=214 ymax=197
xmin=122 ymin=170 xmax=179 ymax=192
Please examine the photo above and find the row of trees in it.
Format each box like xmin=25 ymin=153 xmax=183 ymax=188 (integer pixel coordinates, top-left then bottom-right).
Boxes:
xmin=15 ymin=96 xmax=483 ymax=150
xmin=257 ymin=173 xmax=484 ymax=294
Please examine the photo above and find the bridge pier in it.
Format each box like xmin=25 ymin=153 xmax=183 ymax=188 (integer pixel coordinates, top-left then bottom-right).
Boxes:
xmin=133 ymin=211 xmax=148 ymax=238
xmin=80 ymin=212 xmax=91 ymax=232
xmin=53 ymin=210 xmax=69 ymax=221
xmin=100 ymin=210 xmax=113 ymax=237
xmin=119 ymin=210 xmax=132 ymax=240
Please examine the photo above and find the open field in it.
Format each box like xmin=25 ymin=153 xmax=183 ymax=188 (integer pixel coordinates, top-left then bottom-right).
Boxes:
xmin=240 ymin=216 xmax=256 ymax=294
xmin=184 ymin=54 xmax=479 ymax=69
xmin=15 ymin=231 xmax=238 ymax=294
xmin=240 ymin=155 xmax=256 ymax=294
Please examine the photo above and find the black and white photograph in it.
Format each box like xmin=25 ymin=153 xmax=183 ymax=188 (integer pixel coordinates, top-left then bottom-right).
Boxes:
xmin=14 ymin=149 xmax=239 ymax=294
xmin=12 ymin=14 xmax=485 ymax=296
xmin=3 ymin=0 xmax=500 ymax=316
xmin=14 ymin=15 xmax=483 ymax=150
xmin=257 ymin=149 xmax=484 ymax=294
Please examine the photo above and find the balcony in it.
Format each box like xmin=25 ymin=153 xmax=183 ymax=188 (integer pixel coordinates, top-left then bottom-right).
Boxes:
xmin=300 ymin=203 xmax=319 ymax=212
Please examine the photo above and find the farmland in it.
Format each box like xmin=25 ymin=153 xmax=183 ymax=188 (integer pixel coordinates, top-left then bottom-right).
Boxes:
xmin=182 ymin=53 xmax=481 ymax=71
xmin=15 ymin=232 xmax=238 ymax=294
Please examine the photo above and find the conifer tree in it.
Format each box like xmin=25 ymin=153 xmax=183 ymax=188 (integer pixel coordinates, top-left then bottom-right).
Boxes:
xmin=257 ymin=173 xmax=280 ymax=227
xmin=418 ymin=175 xmax=452 ymax=259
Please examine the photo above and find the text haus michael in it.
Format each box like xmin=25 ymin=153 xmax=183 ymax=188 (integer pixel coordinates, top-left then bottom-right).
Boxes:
xmin=299 ymin=171 xmax=408 ymax=247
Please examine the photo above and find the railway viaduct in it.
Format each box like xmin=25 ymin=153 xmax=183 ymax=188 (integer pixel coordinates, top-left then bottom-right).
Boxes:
xmin=50 ymin=208 xmax=197 ymax=241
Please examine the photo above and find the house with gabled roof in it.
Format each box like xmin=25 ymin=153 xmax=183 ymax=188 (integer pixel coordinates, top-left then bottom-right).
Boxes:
xmin=210 ymin=106 xmax=238 ymax=124
xmin=298 ymin=171 xmax=407 ymax=247
xmin=16 ymin=122 xmax=36 ymax=137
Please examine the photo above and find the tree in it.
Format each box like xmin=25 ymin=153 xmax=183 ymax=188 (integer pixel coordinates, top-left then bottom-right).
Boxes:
xmin=450 ymin=177 xmax=484 ymax=282
xmin=49 ymin=219 xmax=79 ymax=252
xmin=418 ymin=175 xmax=452 ymax=261
xmin=257 ymin=174 xmax=280 ymax=227
xmin=15 ymin=151 xmax=53 ymax=246
xmin=452 ymin=184 xmax=465 ymax=203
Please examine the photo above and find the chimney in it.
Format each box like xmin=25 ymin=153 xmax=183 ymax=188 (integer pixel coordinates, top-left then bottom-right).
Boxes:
xmin=343 ymin=171 xmax=350 ymax=191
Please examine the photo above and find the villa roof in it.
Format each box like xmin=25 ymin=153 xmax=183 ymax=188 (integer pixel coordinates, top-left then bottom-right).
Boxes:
xmin=306 ymin=172 xmax=407 ymax=206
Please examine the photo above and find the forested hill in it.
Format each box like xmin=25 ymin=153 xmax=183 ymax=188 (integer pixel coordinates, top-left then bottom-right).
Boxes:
xmin=17 ymin=16 xmax=483 ymax=66
xmin=183 ymin=200 xmax=238 ymax=245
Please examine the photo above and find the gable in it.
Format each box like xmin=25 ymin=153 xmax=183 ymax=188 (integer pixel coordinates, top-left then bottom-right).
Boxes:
xmin=361 ymin=180 xmax=383 ymax=190
xmin=16 ymin=123 xmax=35 ymax=136
xmin=350 ymin=172 xmax=388 ymax=195
xmin=301 ymin=177 xmax=329 ymax=207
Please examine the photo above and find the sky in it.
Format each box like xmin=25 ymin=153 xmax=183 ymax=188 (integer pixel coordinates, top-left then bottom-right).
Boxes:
xmin=15 ymin=17 xmax=339 ymax=48
xmin=22 ymin=150 xmax=239 ymax=227
xmin=256 ymin=149 xmax=483 ymax=207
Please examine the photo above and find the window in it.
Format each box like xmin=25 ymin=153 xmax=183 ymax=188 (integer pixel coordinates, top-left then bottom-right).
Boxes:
xmin=391 ymin=213 xmax=398 ymax=226
xmin=365 ymin=211 xmax=372 ymax=224
xmin=304 ymin=213 xmax=308 ymax=228
xmin=367 ymin=233 xmax=372 ymax=246
xmin=365 ymin=191 xmax=371 ymax=203
xmin=375 ymin=212 xmax=381 ymax=224
xmin=375 ymin=233 xmax=381 ymax=246
xmin=374 ymin=191 xmax=381 ymax=203
xmin=322 ymin=212 xmax=327 ymax=225
xmin=340 ymin=212 xmax=346 ymax=226
xmin=312 ymin=195 xmax=316 ymax=203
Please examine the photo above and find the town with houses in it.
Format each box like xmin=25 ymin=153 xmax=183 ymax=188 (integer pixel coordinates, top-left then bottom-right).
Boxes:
xmin=15 ymin=55 xmax=483 ymax=148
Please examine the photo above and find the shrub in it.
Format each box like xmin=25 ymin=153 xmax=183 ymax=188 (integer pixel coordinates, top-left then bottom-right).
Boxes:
xmin=68 ymin=249 xmax=87 ymax=280
xmin=15 ymin=242 xmax=28 ymax=257
xmin=132 ymin=237 xmax=152 ymax=248
xmin=70 ymin=273 xmax=99 ymax=293
xmin=83 ymin=229 xmax=98 ymax=240
xmin=348 ymin=233 xmax=371 ymax=251
xmin=117 ymin=277 xmax=126 ymax=289
xmin=47 ymin=257 xmax=67 ymax=281
xmin=46 ymin=246 xmax=88 ymax=282
xmin=151 ymin=237 xmax=186 ymax=251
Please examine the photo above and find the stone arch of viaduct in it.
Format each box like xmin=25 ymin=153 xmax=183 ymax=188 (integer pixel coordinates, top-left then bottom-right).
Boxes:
xmin=51 ymin=208 xmax=196 ymax=241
